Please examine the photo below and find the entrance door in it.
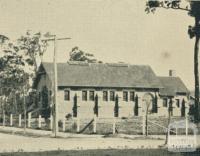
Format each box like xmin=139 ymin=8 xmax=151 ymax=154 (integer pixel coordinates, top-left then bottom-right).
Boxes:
xmin=143 ymin=93 xmax=154 ymax=113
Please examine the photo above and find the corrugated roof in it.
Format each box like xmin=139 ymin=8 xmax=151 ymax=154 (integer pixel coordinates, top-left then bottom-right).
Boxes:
xmin=41 ymin=62 xmax=163 ymax=89
xmin=158 ymin=76 xmax=189 ymax=96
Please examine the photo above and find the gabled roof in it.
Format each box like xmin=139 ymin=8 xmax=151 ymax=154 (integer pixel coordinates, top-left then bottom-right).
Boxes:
xmin=40 ymin=62 xmax=163 ymax=89
xmin=158 ymin=76 xmax=189 ymax=96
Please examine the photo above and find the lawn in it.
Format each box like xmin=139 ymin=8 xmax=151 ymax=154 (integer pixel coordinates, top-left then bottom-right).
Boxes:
xmin=0 ymin=149 xmax=200 ymax=156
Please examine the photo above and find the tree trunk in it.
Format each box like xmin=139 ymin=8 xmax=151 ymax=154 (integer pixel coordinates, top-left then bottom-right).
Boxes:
xmin=165 ymin=109 xmax=171 ymax=145
xmin=194 ymin=34 xmax=200 ymax=122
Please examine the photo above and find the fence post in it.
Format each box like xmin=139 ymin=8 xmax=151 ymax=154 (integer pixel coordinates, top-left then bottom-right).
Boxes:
xmin=76 ymin=117 xmax=80 ymax=133
xmin=10 ymin=114 xmax=13 ymax=126
xmin=38 ymin=115 xmax=41 ymax=128
xmin=19 ymin=114 xmax=21 ymax=127
xmin=93 ymin=115 xmax=97 ymax=133
xmin=113 ymin=117 xmax=116 ymax=134
xmin=28 ymin=112 xmax=31 ymax=128
xmin=50 ymin=115 xmax=53 ymax=130
xmin=63 ymin=117 xmax=66 ymax=132
xmin=186 ymin=110 xmax=188 ymax=136
xmin=3 ymin=113 xmax=5 ymax=126
xmin=142 ymin=114 xmax=145 ymax=135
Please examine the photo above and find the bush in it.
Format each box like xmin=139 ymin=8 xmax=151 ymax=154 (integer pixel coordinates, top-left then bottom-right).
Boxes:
xmin=58 ymin=120 xmax=63 ymax=128
xmin=65 ymin=113 xmax=72 ymax=120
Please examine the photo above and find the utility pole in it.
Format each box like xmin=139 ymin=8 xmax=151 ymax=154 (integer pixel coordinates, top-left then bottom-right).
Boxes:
xmin=53 ymin=35 xmax=58 ymax=137
xmin=43 ymin=34 xmax=71 ymax=137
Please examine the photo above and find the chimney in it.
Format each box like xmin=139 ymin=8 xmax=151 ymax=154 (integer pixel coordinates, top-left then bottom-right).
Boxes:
xmin=169 ymin=70 xmax=176 ymax=77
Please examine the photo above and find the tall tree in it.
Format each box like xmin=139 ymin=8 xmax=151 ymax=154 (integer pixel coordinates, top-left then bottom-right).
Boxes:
xmin=69 ymin=46 xmax=102 ymax=63
xmin=17 ymin=31 xmax=48 ymax=74
xmin=0 ymin=38 xmax=29 ymax=124
xmin=0 ymin=31 xmax=48 ymax=114
xmin=146 ymin=0 xmax=200 ymax=122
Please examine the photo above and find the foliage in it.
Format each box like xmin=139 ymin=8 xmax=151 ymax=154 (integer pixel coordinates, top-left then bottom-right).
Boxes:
xmin=94 ymin=94 xmax=99 ymax=116
xmin=134 ymin=95 xmax=139 ymax=116
xmin=0 ymin=40 xmax=27 ymax=85
xmin=145 ymin=0 xmax=200 ymax=122
xmin=17 ymin=31 xmax=48 ymax=72
xmin=145 ymin=0 xmax=188 ymax=13
xmin=0 ymin=31 xmax=48 ymax=90
xmin=152 ymin=94 xmax=158 ymax=113
xmin=114 ymin=94 xmax=119 ymax=117
xmin=41 ymin=86 xmax=50 ymax=119
xmin=0 ymin=31 xmax=48 ymax=114
xmin=181 ymin=99 xmax=186 ymax=117
xmin=72 ymin=94 xmax=78 ymax=117
xmin=69 ymin=46 xmax=102 ymax=63
xmin=168 ymin=98 xmax=173 ymax=114
xmin=0 ymin=37 xmax=28 ymax=113
xmin=146 ymin=1 xmax=200 ymax=37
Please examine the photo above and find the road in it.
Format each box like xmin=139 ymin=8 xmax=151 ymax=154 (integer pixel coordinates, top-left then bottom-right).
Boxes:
xmin=0 ymin=133 xmax=164 ymax=153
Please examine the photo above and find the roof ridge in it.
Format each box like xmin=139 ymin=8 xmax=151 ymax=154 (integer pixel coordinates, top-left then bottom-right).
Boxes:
xmin=42 ymin=62 xmax=151 ymax=67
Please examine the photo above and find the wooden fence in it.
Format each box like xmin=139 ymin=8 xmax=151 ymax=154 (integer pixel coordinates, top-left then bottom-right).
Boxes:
xmin=0 ymin=113 xmax=190 ymax=135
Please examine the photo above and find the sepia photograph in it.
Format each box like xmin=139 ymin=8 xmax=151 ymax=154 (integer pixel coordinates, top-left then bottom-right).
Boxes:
xmin=0 ymin=0 xmax=200 ymax=155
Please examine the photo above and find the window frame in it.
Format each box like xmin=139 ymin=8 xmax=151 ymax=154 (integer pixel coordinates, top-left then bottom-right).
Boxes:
xmin=110 ymin=91 xmax=115 ymax=101
xmin=163 ymin=98 xmax=168 ymax=107
xmin=130 ymin=91 xmax=135 ymax=101
xmin=64 ymin=90 xmax=70 ymax=101
xmin=89 ymin=90 xmax=95 ymax=101
xmin=123 ymin=91 xmax=128 ymax=102
xmin=176 ymin=99 xmax=180 ymax=108
xmin=103 ymin=90 xmax=108 ymax=101
xmin=82 ymin=90 xmax=88 ymax=101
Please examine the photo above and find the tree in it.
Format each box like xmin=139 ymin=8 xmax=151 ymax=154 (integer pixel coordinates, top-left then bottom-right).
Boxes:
xmin=17 ymin=31 xmax=48 ymax=73
xmin=0 ymin=38 xmax=28 ymax=107
xmin=134 ymin=95 xmax=139 ymax=116
xmin=69 ymin=46 xmax=102 ymax=63
xmin=0 ymin=37 xmax=29 ymax=127
xmin=73 ymin=94 xmax=78 ymax=118
xmin=94 ymin=94 xmax=99 ymax=117
xmin=0 ymin=31 xmax=48 ymax=124
xmin=153 ymin=94 xmax=158 ymax=113
xmin=181 ymin=99 xmax=186 ymax=117
xmin=146 ymin=0 xmax=200 ymax=122
xmin=41 ymin=86 xmax=50 ymax=119
xmin=114 ymin=94 xmax=119 ymax=117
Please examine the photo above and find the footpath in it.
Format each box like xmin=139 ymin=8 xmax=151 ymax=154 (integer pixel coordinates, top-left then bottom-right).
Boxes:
xmin=0 ymin=126 xmax=199 ymax=153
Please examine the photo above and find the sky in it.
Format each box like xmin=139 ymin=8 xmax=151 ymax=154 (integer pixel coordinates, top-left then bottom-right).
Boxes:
xmin=0 ymin=0 xmax=196 ymax=90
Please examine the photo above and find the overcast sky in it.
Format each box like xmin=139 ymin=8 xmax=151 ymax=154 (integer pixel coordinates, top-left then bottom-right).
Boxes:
xmin=0 ymin=0 xmax=196 ymax=90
